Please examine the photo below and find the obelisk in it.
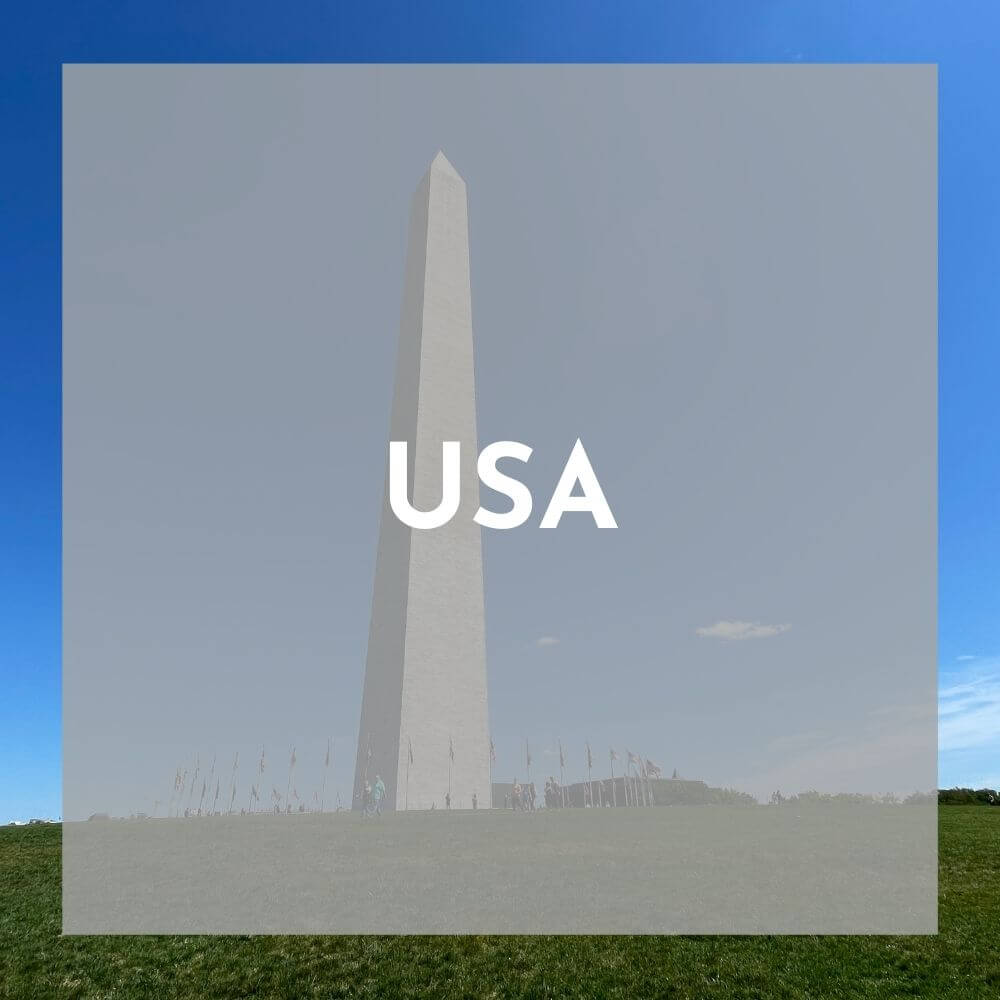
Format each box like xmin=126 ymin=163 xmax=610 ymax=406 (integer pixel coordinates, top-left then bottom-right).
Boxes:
xmin=353 ymin=151 xmax=490 ymax=811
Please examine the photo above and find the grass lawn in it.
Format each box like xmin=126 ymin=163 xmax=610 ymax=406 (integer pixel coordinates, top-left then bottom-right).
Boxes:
xmin=61 ymin=805 xmax=935 ymax=934
xmin=2 ymin=807 xmax=999 ymax=999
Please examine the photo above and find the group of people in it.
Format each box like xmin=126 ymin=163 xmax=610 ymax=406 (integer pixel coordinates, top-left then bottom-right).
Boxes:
xmin=503 ymin=776 xmax=594 ymax=810
xmin=504 ymin=777 xmax=581 ymax=810
xmin=361 ymin=777 xmax=482 ymax=813
xmin=444 ymin=791 xmax=480 ymax=810
xmin=505 ymin=779 xmax=537 ymax=810
xmin=543 ymin=777 xmax=570 ymax=808
xmin=361 ymin=774 xmax=386 ymax=817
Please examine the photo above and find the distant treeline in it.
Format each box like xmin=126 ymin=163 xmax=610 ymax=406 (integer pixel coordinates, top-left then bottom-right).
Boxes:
xmin=938 ymin=788 xmax=999 ymax=806
xmin=769 ymin=790 xmax=936 ymax=806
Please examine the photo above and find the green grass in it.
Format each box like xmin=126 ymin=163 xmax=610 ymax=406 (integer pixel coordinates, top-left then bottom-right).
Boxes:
xmin=2 ymin=808 xmax=999 ymax=999
xmin=61 ymin=806 xmax=935 ymax=934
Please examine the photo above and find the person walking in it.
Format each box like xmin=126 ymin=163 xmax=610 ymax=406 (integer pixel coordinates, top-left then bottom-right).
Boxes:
xmin=372 ymin=774 xmax=386 ymax=816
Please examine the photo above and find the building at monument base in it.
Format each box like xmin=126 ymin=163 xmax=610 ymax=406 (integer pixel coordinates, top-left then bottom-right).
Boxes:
xmin=490 ymin=778 xmax=747 ymax=809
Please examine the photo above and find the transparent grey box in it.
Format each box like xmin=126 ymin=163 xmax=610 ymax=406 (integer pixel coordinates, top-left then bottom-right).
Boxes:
xmin=63 ymin=65 xmax=937 ymax=934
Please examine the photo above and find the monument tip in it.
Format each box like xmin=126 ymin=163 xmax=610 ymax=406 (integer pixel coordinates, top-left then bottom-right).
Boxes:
xmin=430 ymin=150 xmax=463 ymax=181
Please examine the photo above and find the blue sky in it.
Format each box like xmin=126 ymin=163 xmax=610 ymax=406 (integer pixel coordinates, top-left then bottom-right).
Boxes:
xmin=2 ymin=2 xmax=998 ymax=820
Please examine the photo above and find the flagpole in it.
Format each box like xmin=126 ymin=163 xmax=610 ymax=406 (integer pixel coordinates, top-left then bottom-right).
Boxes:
xmin=227 ymin=754 xmax=238 ymax=815
xmin=205 ymin=754 xmax=216 ymax=815
xmin=321 ymin=737 xmax=331 ymax=813
xmin=286 ymin=746 xmax=296 ymax=815
xmin=362 ymin=733 xmax=373 ymax=812
xmin=448 ymin=735 xmax=453 ymax=806
xmin=253 ymin=746 xmax=262 ymax=814
xmin=405 ymin=736 xmax=411 ymax=811
xmin=610 ymin=751 xmax=617 ymax=808
xmin=186 ymin=755 xmax=199 ymax=814
xmin=558 ymin=740 xmax=566 ymax=808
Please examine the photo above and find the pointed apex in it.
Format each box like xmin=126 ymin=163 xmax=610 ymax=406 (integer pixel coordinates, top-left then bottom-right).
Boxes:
xmin=429 ymin=150 xmax=463 ymax=182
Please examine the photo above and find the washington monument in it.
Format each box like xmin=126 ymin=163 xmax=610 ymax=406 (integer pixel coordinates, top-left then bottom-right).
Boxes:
xmin=353 ymin=152 xmax=491 ymax=811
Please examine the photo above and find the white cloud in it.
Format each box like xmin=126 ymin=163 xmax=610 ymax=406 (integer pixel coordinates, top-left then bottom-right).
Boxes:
xmin=956 ymin=655 xmax=977 ymax=662
xmin=536 ymin=636 xmax=559 ymax=647
xmin=939 ymin=672 xmax=1000 ymax=752
xmin=695 ymin=620 xmax=791 ymax=641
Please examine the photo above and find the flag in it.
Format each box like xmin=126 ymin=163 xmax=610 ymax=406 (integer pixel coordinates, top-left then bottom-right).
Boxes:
xmin=259 ymin=747 xmax=266 ymax=774
xmin=290 ymin=747 xmax=296 ymax=768
xmin=525 ymin=741 xmax=532 ymax=768
xmin=610 ymin=748 xmax=619 ymax=762
xmin=489 ymin=738 xmax=496 ymax=764
xmin=325 ymin=740 xmax=330 ymax=768
xmin=449 ymin=736 xmax=455 ymax=762
xmin=586 ymin=742 xmax=593 ymax=769
xmin=645 ymin=759 xmax=662 ymax=778
xmin=558 ymin=740 xmax=566 ymax=769
xmin=627 ymin=750 xmax=641 ymax=768
xmin=232 ymin=752 xmax=239 ymax=770
xmin=408 ymin=738 xmax=414 ymax=765
xmin=293 ymin=787 xmax=299 ymax=801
